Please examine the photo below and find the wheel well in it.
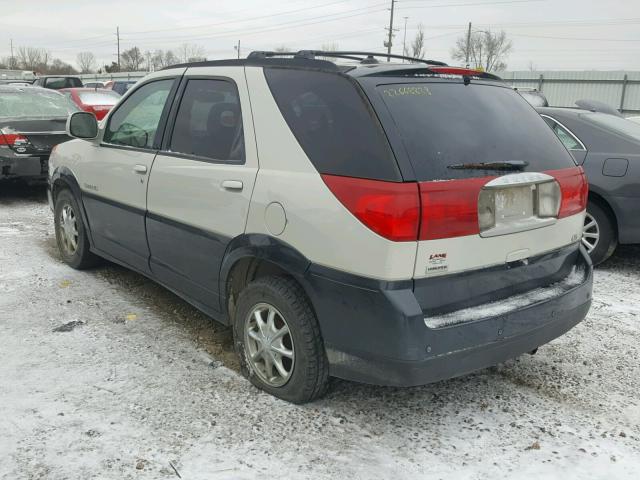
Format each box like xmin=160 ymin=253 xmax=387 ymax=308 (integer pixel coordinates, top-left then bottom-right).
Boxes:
xmin=225 ymin=257 xmax=293 ymax=323
xmin=588 ymin=191 xmax=618 ymax=236
xmin=51 ymin=178 xmax=72 ymax=203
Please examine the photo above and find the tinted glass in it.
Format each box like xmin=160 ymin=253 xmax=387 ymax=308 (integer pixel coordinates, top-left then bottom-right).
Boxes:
xmin=583 ymin=112 xmax=640 ymax=141
xmin=78 ymin=90 xmax=120 ymax=105
xmin=543 ymin=116 xmax=584 ymax=150
xmin=170 ymin=79 xmax=244 ymax=161
xmin=0 ymin=89 xmax=79 ymax=118
xmin=104 ymin=79 xmax=173 ymax=149
xmin=376 ymin=82 xmax=576 ymax=181
xmin=265 ymin=68 xmax=399 ymax=181
xmin=45 ymin=77 xmax=83 ymax=89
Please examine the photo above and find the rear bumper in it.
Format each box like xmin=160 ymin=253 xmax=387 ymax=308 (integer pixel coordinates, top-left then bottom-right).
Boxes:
xmin=0 ymin=152 xmax=48 ymax=181
xmin=304 ymin=245 xmax=592 ymax=387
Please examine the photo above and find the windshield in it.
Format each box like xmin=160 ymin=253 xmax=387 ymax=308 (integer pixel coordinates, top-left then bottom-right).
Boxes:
xmin=0 ymin=89 xmax=79 ymax=118
xmin=78 ymin=90 xmax=120 ymax=105
xmin=582 ymin=112 xmax=640 ymax=141
xmin=375 ymin=82 xmax=576 ymax=180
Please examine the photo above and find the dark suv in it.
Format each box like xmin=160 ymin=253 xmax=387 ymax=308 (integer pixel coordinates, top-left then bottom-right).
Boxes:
xmin=34 ymin=76 xmax=83 ymax=90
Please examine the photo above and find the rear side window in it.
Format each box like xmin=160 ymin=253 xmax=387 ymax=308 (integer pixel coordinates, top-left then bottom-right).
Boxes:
xmin=542 ymin=116 xmax=585 ymax=151
xmin=169 ymin=79 xmax=245 ymax=162
xmin=265 ymin=68 xmax=399 ymax=181
xmin=375 ymin=82 xmax=576 ymax=181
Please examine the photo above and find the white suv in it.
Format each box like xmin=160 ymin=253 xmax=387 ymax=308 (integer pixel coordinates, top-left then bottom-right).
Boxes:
xmin=49 ymin=51 xmax=593 ymax=403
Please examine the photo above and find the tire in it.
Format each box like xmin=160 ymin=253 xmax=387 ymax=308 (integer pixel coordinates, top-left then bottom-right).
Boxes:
xmin=54 ymin=189 xmax=100 ymax=269
xmin=233 ymin=275 xmax=329 ymax=403
xmin=583 ymin=200 xmax=617 ymax=266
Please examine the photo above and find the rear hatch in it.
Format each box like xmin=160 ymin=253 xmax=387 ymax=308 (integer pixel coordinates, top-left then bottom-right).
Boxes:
xmin=356 ymin=71 xmax=588 ymax=317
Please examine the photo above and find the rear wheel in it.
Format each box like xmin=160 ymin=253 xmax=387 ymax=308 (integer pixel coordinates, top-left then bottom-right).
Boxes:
xmin=583 ymin=200 xmax=617 ymax=266
xmin=233 ymin=276 xmax=329 ymax=403
xmin=54 ymin=189 xmax=100 ymax=269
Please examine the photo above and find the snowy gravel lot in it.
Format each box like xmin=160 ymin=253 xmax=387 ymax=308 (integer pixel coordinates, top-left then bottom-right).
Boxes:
xmin=1 ymin=184 xmax=639 ymax=480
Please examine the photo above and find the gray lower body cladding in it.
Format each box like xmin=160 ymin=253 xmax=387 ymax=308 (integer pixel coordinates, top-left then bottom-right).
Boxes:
xmin=304 ymin=245 xmax=592 ymax=387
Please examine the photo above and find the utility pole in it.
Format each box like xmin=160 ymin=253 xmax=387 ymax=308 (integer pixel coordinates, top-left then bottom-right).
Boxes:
xmin=9 ymin=39 xmax=15 ymax=69
xmin=385 ymin=0 xmax=396 ymax=62
xmin=465 ymin=22 xmax=472 ymax=68
xmin=402 ymin=17 xmax=409 ymax=61
xmin=234 ymin=40 xmax=241 ymax=59
xmin=116 ymin=26 xmax=121 ymax=71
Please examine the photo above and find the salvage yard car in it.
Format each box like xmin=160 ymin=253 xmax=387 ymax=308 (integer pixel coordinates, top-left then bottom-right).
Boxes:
xmin=61 ymin=88 xmax=121 ymax=120
xmin=539 ymin=106 xmax=640 ymax=264
xmin=33 ymin=75 xmax=83 ymax=90
xmin=48 ymin=51 xmax=593 ymax=403
xmin=1 ymin=85 xmax=75 ymax=183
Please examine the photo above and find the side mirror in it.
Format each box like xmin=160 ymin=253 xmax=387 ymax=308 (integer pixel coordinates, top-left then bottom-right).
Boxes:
xmin=67 ymin=111 xmax=98 ymax=139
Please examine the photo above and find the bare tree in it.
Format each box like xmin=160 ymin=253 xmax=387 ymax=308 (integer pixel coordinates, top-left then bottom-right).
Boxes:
xmin=177 ymin=43 xmax=206 ymax=63
xmin=408 ymin=23 xmax=426 ymax=60
xmin=76 ymin=52 xmax=96 ymax=73
xmin=150 ymin=49 xmax=179 ymax=70
xmin=273 ymin=45 xmax=290 ymax=53
xmin=120 ymin=47 xmax=144 ymax=71
xmin=451 ymin=29 xmax=512 ymax=72
xmin=48 ymin=58 xmax=77 ymax=75
xmin=16 ymin=46 xmax=47 ymax=71
xmin=321 ymin=42 xmax=339 ymax=52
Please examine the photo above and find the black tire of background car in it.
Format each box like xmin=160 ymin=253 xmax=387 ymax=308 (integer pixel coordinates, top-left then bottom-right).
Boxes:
xmin=233 ymin=275 xmax=330 ymax=404
xmin=587 ymin=200 xmax=618 ymax=266
xmin=54 ymin=189 xmax=101 ymax=269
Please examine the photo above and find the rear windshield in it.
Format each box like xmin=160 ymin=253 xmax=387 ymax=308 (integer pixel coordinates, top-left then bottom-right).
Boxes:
xmin=78 ymin=90 xmax=120 ymax=105
xmin=376 ymin=82 xmax=576 ymax=181
xmin=264 ymin=68 xmax=400 ymax=181
xmin=46 ymin=77 xmax=83 ymax=89
xmin=0 ymin=89 xmax=79 ymax=118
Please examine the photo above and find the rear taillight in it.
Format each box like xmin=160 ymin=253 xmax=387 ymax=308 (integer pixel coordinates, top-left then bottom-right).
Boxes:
xmin=419 ymin=177 xmax=490 ymax=240
xmin=321 ymin=174 xmax=420 ymax=241
xmin=0 ymin=130 xmax=28 ymax=147
xmin=550 ymin=167 xmax=589 ymax=218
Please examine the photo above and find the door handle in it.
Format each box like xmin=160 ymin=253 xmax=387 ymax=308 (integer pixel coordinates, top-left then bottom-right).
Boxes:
xmin=221 ymin=180 xmax=243 ymax=191
xmin=133 ymin=164 xmax=147 ymax=174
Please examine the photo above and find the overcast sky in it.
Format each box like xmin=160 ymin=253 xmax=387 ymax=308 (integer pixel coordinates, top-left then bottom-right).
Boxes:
xmin=1 ymin=0 xmax=639 ymax=71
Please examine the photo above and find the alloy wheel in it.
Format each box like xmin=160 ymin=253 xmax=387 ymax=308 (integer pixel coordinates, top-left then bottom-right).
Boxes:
xmin=244 ymin=303 xmax=295 ymax=387
xmin=582 ymin=211 xmax=600 ymax=253
xmin=58 ymin=204 xmax=79 ymax=255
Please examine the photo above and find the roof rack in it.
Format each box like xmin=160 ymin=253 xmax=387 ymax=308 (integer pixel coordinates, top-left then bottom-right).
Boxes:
xmin=248 ymin=50 xmax=448 ymax=66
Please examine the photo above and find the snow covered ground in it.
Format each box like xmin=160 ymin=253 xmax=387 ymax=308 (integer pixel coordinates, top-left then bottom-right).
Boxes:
xmin=1 ymin=184 xmax=639 ymax=480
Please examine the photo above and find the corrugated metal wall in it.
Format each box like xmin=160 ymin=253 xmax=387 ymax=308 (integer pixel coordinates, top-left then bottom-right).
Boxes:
xmin=500 ymin=71 xmax=640 ymax=114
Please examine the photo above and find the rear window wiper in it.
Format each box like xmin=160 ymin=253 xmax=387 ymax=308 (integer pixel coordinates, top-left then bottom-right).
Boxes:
xmin=447 ymin=160 xmax=529 ymax=171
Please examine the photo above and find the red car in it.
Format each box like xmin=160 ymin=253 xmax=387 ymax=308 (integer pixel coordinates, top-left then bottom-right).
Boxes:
xmin=60 ymin=88 xmax=120 ymax=120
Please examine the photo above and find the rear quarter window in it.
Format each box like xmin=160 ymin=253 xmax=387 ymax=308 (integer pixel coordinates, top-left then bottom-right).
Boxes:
xmin=264 ymin=68 xmax=400 ymax=181
xmin=373 ymin=81 xmax=577 ymax=181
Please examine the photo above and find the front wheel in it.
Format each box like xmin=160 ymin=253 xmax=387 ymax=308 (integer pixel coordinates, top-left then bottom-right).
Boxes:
xmin=233 ymin=276 xmax=329 ymax=403
xmin=54 ymin=189 xmax=100 ymax=269
xmin=583 ymin=200 xmax=617 ymax=266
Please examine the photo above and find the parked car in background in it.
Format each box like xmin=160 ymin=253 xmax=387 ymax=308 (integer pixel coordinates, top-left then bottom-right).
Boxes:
xmin=538 ymin=106 xmax=640 ymax=264
xmin=108 ymin=80 xmax=137 ymax=95
xmin=0 ymin=80 xmax=32 ymax=87
xmin=514 ymin=87 xmax=549 ymax=107
xmin=33 ymin=76 xmax=83 ymax=90
xmin=61 ymin=88 xmax=120 ymax=120
xmin=84 ymin=81 xmax=106 ymax=88
xmin=1 ymin=86 xmax=76 ymax=183
xmin=49 ymin=51 xmax=592 ymax=402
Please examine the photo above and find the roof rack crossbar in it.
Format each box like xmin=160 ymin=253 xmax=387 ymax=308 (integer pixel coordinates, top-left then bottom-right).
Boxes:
xmin=248 ymin=50 xmax=447 ymax=66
